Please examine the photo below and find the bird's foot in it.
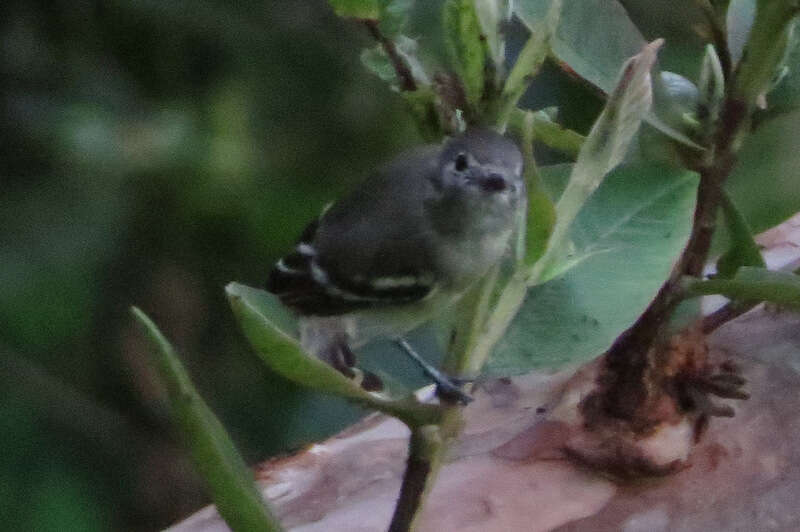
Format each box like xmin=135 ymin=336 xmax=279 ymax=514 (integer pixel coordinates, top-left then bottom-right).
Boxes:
xmin=396 ymin=338 xmax=473 ymax=405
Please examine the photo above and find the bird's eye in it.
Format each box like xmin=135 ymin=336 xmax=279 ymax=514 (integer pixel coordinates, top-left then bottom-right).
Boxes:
xmin=454 ymin=152 xmax=469 ymax=172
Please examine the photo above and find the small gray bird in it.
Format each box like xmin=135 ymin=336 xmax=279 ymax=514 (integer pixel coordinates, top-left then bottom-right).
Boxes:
xmin=267 ymin=128 xmax=524 ymax=400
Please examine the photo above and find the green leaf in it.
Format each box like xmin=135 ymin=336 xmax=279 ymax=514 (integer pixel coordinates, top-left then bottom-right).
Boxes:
xmin=131 ymin=308 xmax=283 ymax=532
xmin=698 ymin=44 xmax=726 ymax=127
xmin=516 ymin=1 xmax=705 ymax=152
xmin=496 ymin=0 xmax=560 ymax=128
xmin=329 ymin=0 xmax=379 ymax=19
xmin=508 ymin=109 xmax=557 ymax=266
xmin=225 ymin=283 xmax=441 ymax=427
xmin=727 ymin=0 xmax=756 ymax=65
xmin=762 ymin=19 xmax=800 ymax=118
xmin=516 ymin=0 xmax=646 ymax=94
xmin=646 ymin=71 xmax=707 ymax=153
xmin=379 ymin=0 xmax=415 ymax=36
xmin=531 ymin=40 xmax=662 ymax=283
xmin=716 ymin=192 xmax=765 ymax=279
xmin=653 ymin=72 xmax=700 ymax=133
xmin=474 ymin=0 xmax=512 ymax=67
xmin=360 ymin=35 xmax=429 ymax=88
xmin=402 ymin=86 xmax=445 ymax=141
xmin=442 ymin=0 xmax=488 ymax=107
xmin=481 ymin=0 xmax=511 ymax=53
xmin=487 ymin=163 xmax=698 ymax=375
xmin=525 ymin=188 xmax=557 ymax=266
xmin=687 ymin=267 xmax=800 ymax=308
xmin=642 ymin=112 xmax=707 ymax=153
xmin=733 ymin=0 xmax=798 ymax=105
xmin=226 ymin=283 xmax=368 ymax=398
xmin=727 ymin=108 xmax=800 ymax=233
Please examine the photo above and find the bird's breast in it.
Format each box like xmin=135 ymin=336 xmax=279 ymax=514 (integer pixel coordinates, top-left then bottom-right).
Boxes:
xmin=434 ymin=228 xmax=512 ymax=289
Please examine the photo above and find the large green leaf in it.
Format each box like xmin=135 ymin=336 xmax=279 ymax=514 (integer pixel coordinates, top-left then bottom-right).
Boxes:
xmin=487 ymin=163 xmax=698 ymax=375
xmin=726 ymin=108 xmax=800 ymax=233
xmin=515 ymin=1 xmax=706 ymax=152
xmin=225 ymin=283 xmax=441 ymax=426
xmin=131 ymin=308 xmax=283 ymax=532
xmin=515 ymin=0 xmax=645 ymax=94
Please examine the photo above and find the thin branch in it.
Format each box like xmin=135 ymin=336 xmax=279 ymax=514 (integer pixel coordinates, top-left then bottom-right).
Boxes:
xmin=363 ymin=20 xmax=417 ymax=92
xmin=701 ymin=301 xmax=757 ymax=333
xmin=388 ymin=428 xmax=435 ymax=532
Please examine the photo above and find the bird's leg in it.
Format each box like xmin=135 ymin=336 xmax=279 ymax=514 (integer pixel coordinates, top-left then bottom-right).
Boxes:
xmin=320 ymin=336 xmax=356 ymax=376
xmin=321 ymin=338 xmax=383 ymax=392
xmin=395 ymin=338 xmax=473 ymax=405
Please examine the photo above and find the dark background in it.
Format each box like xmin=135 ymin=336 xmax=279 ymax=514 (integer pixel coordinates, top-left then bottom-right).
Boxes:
xmin=1 ymin=2 xmax=421 ymax=529
xmin=0 ymin=1 xmax=712 ymax=530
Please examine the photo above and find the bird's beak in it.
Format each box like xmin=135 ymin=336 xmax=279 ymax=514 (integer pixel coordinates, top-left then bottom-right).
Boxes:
xmin=467 ymin=166 xmax=511 ymax=193
xmin=479 ymin=172 xmax=510 ymax=192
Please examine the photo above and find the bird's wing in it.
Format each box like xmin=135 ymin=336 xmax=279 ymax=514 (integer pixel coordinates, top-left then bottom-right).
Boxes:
xmin=267 ymin=147 xmax=441 ymax=317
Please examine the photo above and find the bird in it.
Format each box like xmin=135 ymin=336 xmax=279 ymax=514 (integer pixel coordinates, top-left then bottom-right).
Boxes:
xmin=266 ymin=127 xmax=524 ymax=402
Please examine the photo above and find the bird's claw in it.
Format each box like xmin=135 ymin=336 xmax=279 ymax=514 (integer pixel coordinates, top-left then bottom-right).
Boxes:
xmin=435 ymin=378 xmax=474 ymax=405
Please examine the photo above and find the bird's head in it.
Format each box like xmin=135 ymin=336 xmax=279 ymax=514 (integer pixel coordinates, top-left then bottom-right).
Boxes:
xmin=429 ymin=128 xmax=525 ymax=234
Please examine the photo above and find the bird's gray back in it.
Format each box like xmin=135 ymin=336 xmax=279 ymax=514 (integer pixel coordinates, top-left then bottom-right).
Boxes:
xmin=313 ymin=145 xmax=441 ymax=281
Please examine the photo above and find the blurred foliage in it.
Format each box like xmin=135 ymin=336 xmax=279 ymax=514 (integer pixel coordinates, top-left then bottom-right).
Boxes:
xmin=1 ymin=0 xmax=798 ymax=530
xmin=1 ymin=1 xmax=417 ymax=530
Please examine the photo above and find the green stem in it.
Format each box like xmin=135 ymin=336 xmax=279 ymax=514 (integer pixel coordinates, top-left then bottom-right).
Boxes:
xmin=528 ymin=111 xmax=586 ymax=157
xmin=495 ymin=0 xmax=561 ymax=129
xmin=387 ymin=406 xmax=464 ymax=531
xmin=387 ymin=269 xmax=499 ymax=531
xmin=441 ymin=267 xmax=500 ymax=376
xmin=466 ymin=272 xmax=528 ymax=376
xmin=508 ymin=106 xmax=586 ymax=159
xmin=496 ymin=29 xmax=550 ymax=129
